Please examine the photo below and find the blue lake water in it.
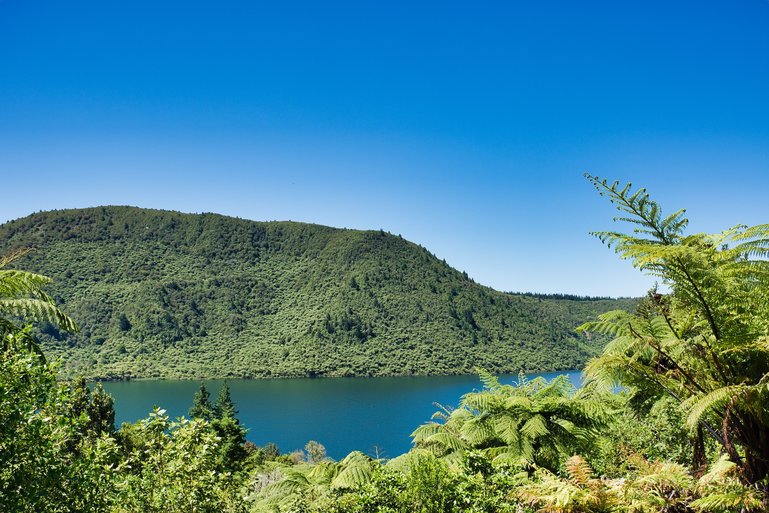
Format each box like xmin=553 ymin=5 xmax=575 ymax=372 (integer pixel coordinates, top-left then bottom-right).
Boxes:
xmin=100 ymin=370 xmax=582 ymax=459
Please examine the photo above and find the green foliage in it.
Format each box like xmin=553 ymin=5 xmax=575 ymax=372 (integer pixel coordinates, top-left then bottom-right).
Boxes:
xmin=4 ymin=230 xmax=769 ymax=512
xmin=214 ymin=380 xmax=237 ymax=419
xmin=581 ymin=175 xmax=769 ymax=485
xmin=183 ymin=381 xmax=250 ymax=473
xmin=304 ymin=440 xmax=327 ymax=464
xmin=518 ymin=455 xmax=617 ymax=512
xmin=69 ymin=377 xmax=116 ymax=437
xmin=113 ymin=409 xmax=245 ymax=513
xmin=0 ymin=206 xmax=634 ymax=379
xmin=212 ymin=414 xmax=248 ymax=473
xmin=413 ymin=371 xmax=608 ymax=472
xmin=590 ymin=394 xmax=706 ymax=477
xmin=189 ymin=382 xmax=214 ymax=420
xmin=247 ymin=451 xmax=524 ymax=513
xmin=0 ymin=248 xmax=77 ymax=355
xmin=691 ymin=455 xmax=764 ymax=513
xmin=263 ymin=442 xmax=281 ymax=460
xmin=91 ymin=383 xmax=116 ymax=435
xmin=0 ymin=348 xmax=120 ymax=513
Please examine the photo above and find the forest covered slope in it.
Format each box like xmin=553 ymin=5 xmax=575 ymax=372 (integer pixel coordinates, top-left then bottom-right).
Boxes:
xmin=0 ymin=207 xmax=635 ymax=379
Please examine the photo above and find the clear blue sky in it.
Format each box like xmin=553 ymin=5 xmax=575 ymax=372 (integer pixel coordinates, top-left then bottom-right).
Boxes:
xmin=1 ymin=0 xmax=767 ymax=296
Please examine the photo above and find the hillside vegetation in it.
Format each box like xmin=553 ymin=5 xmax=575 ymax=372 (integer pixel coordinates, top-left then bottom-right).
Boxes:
xmin=0 ymin=206 xmax=633 ymax=379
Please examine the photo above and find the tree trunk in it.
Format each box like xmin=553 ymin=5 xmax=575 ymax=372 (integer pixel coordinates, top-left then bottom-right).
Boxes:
xmin=692 ymin=425 xmax=707 ymax=478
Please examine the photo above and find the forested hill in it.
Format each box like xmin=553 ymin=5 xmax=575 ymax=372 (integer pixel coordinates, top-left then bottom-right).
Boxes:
xmin=0 ymin=207 xmax=635 ymax=380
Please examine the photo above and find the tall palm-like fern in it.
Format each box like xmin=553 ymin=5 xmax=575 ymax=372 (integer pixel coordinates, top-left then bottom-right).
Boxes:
xmin=412 ymin=370 xmax=608 ymax=472
xmin=580 ymin=175 xmax=769 ymax=487
xmin=0 ymin=248 xmax=78 ymax=354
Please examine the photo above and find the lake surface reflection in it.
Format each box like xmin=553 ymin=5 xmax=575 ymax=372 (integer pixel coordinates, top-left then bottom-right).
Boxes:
xmin=101 ymin=370 xmax=581 ymax=459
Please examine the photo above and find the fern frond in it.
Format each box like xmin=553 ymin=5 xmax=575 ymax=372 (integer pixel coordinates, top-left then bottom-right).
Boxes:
xmin=565 ymin=455 xmax=594 ymax=486
xmin=660 ymin=208 xmax=689 ymax=235
xmin=690 ymin=489 xmax=763 ymax=513
xmin=411 ymin=423 xmax=441 ymax=445
xmin=459 ymin=416 xmax=496 ymax=446
xmin=0 ymin=247 xmax=34 ymax=268
xmin=306 ymin=460 xmax=338 ymax=484
xmin=482 ymin=445 xmax=529 ymax=465
xmin=463 ymin=391 xmax=499 ymax=412
xmin=331 ymin=451 xmax=373 ymax=489
xmin=385 ymin=449 xmax=431 ymax=472
xmin=698 ymin=454 xmax=738 ymax=487
xmin=0 ymin=270 xmax=52 ymax=298
xmin=425 ymin=431 xmax=467 ymax=453
xmin=684 ymin=385 xmax=745 ymax=429
xmin=476 ymin=367 xmax=502 ymax=391
xmin=0 ymin=298 xmax=78 ymax=333
xmin=493 ymin=415 xmax=522 ymax=446
xmin=577 ymin=310 xmax=633 ymax=337
xmin=520 ymin=414 xmax=549 ymax=439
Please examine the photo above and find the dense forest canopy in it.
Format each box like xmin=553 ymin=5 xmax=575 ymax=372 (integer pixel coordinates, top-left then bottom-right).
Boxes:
xmin=0 ymin=207 xmax=633 ymax=379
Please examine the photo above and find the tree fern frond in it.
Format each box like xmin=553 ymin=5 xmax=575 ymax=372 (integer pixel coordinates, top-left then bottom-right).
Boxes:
xmin=502 ymin=395 xmax=534 ymax=412
xmin=425 ymin=431 xmax=467 ymax=453
xmin=577 ymin=310 xmax=633 ymax=337
xmin=0 ymin=247 xmax=34 ymax=268
xmin=684 ymin=385 xmax=745 ymax=429
xmin=698 ymin=454 xmax=738 ymax=487
xmin=520 ymin=414 xmax=549 ymax=439
xmin=259 ymin=469 xmax=310 ymax=501
xmin=0 ymin=317 xmax=20 ymax=337
xmin=731 ymin=223 xmax=769 ymax=241
xmin=0 ymin=298 xmax=78 ymax=333
xmin=411 ymin=423 xmax=441 ymax=445
xmin=482 ymin=443 xmax=526 ymax=462
xmin=306 ymin=460 xmax=338 ymax=484
xmin=477 ymin=367 xmax=502 ymax=391
xmin=0 ymin=270 xmax=52 ymax=298
xmin=463 ymin=391 xmax=499 ymax=412
xmin=690 ymin=490 xmax=763 ymax=513
xmin=331 ymin=452 xmax=373 ymax=490
xmin=385 ymin=449 xmax=431 ymax=472
xmin=459 ymin=416 xmax=496 ymax=446
xmin=589 ymin=230 xmax=631 ymax=250
xmin=660 ymin=208 xmax=689 ymax=233
xmin=494 ymin=415 xmax=522 ymax=446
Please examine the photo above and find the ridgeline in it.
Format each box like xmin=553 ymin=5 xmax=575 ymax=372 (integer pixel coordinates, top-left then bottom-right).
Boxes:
xmin=0 ymin=207 xmax=634 ymax=380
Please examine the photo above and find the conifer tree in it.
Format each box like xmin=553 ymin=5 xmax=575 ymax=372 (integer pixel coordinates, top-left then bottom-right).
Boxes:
xmin=189 ymin=382 xmax=213 ymax=420
xmin=210 ymin=381 xmax=247 ymax=471
xmin=213 ymin=415 xmax=247 ymax=472
xmin=213 ymin=381 xmax=236 ymax=419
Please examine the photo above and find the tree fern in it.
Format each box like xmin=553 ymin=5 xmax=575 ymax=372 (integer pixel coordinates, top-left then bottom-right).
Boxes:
xmin=412 ymin=370 xmax=609 ymax=472
xmin=329 ymin=452 xmax=374 ymax=490
xmin=582 ymin=175 xmax=769 ymax=486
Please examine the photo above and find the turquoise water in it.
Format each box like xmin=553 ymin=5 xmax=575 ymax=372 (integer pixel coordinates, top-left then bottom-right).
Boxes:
xmin=100 ymin=371 xmax=581 ymax=459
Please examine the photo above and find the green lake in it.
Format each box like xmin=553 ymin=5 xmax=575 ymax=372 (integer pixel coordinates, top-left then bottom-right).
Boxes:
xmin=101 ymin=370 xmax=581 ymax=459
